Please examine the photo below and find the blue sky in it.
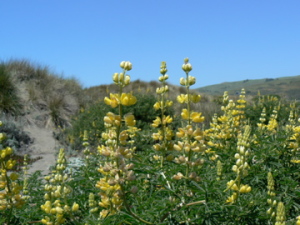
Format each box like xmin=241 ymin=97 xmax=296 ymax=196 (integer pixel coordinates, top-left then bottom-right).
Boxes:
xmin=1 ymin=0 xmax=300 ymax=88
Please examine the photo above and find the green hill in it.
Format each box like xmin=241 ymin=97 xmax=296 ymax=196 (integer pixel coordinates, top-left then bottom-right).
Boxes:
xmin=195 ymin=75 xmax=300 ymax=100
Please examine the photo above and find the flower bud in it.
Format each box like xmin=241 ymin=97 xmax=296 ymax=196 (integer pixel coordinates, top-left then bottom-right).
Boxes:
xmin=180 ymin=77 xmax=186 ymax=86
xmin=182 ymin=63 xmax=192 ymax=73
xmin=120 ymin=61 xmax=126 ymax=69
xmin=124 ymin=61 xmax=132 ymax=71
xmin=172 ymin=172 xmax=184 ymax=180
xmin=124 ymin=75 xmax=130 ymax=85
xmin=234 ymin=153 xmax=240 ymax=159
xmin=164 ymin=85 xmax=169 ymax=92
xmin=188 ymin=76 xmax=196 ymax=85
xmin=113 ymin=73 xmax=119 ymax=83
xmin=72 ymin=202 xmax=79 ymax=212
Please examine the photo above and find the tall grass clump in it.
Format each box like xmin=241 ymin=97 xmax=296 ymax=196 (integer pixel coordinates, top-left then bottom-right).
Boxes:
xmin=0 ymin=63 xmax=22 ymax=114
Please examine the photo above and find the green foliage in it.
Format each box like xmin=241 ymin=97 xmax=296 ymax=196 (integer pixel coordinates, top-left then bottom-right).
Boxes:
xmin=2 ymin=94 xmax=300 ymax=224
xmin=0 ymin=64 xmax=22 ymax=114
xmin=245 ymin=95 xmax=299 ymax=127
xmin=66 ymin=93 xmax=179 ymax=150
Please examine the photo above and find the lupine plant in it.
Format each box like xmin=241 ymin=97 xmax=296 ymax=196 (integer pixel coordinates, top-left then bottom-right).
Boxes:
xmin=0 ymin=122 xmax=25 ymax=224
xmin=40 ymin=148 xmax=79 ymax=225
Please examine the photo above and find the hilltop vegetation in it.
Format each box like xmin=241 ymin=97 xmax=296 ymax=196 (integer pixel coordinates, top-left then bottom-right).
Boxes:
xmin=0 ymin=59 xmax=84 ymax=128
xmin=196 ymin=75 xmax=300 ymax=100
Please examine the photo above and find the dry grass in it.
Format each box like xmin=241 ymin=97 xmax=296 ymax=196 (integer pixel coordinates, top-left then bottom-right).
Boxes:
xmin=2 ymin=59 xmax=84 ymax=128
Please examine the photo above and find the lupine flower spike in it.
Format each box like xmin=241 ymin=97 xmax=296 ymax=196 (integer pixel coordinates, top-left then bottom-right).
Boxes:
xmin=41 ymin=148 xmax=79 ymax=225
xmin=152 ymin=61 xmax=174 ymax=167
xmin=0 ymin=121 xmax=24 ymax=224
xmin=266 ymin=172 xmax=277 ymax=220
xmin=173 ymin=58 xmax=205 ymax=183
xmin=97 ymin=61 xmax=141 ymax=220
xmin=225 ymin=125 xmax=252 ymax=204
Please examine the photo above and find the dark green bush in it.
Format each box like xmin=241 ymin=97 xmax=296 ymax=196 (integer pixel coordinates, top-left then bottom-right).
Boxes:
xmin=245 ymin=94 xmax=299 ymax=127
xmin=64 ymin=93 xmax=179 ymax=151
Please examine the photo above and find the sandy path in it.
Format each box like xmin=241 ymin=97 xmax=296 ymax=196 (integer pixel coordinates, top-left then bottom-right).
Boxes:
xmin=24 ymin=125 xmax=57 ymax=175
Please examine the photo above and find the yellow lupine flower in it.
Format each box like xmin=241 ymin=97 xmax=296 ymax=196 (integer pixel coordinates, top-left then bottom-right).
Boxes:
xmin=218 ymin=116 xmax=228 ymax=123
xmin=10 ymin=172 xmax=19 ymax=181
xmin=174 ymin=141 xmax=184 ymax=151
xmin=166 ymin=100 xmax=173 ymax=107
xmin=153 ymin=102 xmax=161 ymax=110
xmin=190 ymin=94 xmax=201 ymax=103
xmin=152 ymin=117 xmax=161 ymax=128
xmin=226 ymin=193 xmax=237 ymax=204
xmin=104 ymin=94 xmax=119 ymax=108
xmin=296 ymin=215 xmax=300 ymax=225
xmin=124 ymin=114 xmax=136 ymax=127
xmin=71 ymin=202 xmax=79 ymax=212
xmin=120 ymin=93 xmax=137 ymax=106
xmin=293 ymin=126 xmax=300 ymax=133
xmin=191 ymin=112 xmax=205 ymax=123
xmin=177 ymin=94 xmax=188 ymax=103
xmin=163 ymin=115 xmax=173 ymax=124
xmin=291 ymin=159 xmax=300 ymax=163
xmin=176 ymin=128 xmax=186 ymax=138
xmin=165 ymin=127 xmax=174 ymax=140
xmin=181 ymin=109 xmax=189 ymax=120
xmin=227 ymin=180 xmax=239 ymax=191
xmin=239 ymin=184 xmax=251 ymax=193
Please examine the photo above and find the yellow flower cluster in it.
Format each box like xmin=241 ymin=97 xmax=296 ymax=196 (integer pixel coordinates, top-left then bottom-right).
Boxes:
xmin=297 ymin=215 xmax=300 ymax=225
xmin=205 ymin=90 xmax=247 ymax=158
xmin=0 ymin=127 xmax=24 ymax=213
xmin=266 ymin=108 xmax=278 ymax=132
xmin=275 ymin=202 xmax=286 ymax=225
xmin=171 ymin=58 xmax=206 ymax=183
xmin=151 ymin=62 xmax=175 ymax=166
xmin=216 ymin=160 xmax=223 ymax=181
xmin=177 ymin=94 xmax=201 ymax=104
xmin=88 ymin=193 xmax=98 ymax=213
xmin=104 ymin=93 xmax=137 ymax=108
xmin=235 ymin=88 xmax=247 ymax=122
xmin=257 ymin=107 xmax=267 ymax=131
xmin=41 ymin=148 xmax=79 ymax=225
xmin=97 ymin=61 xmax=138 ymax=219
xmin=181 ymin=109 xmax=204 ymax=123
xmin=266 ymin=172 xmax=277 ymax=219
xmin=284 ymin=107 xmax=300 ymax=163
xmin=226 ymin=125 xmax=252 ymax=204
xmin=82 ymin=130 xmax=92 ymax=161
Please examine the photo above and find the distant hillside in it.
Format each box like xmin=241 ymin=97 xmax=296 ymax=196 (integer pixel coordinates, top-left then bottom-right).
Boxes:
xmin=83 ymin=79 xmax=207 ymax=105
xmin=195 ymin=75 xmax=300 ymax=100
